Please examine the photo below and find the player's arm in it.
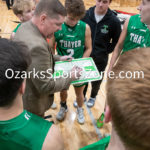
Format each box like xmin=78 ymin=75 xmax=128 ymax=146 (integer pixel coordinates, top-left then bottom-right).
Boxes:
xmin=108 ymin=17 xmax=130 ymax=72
xmin=48 ymin=35 xmax=56 ymax=54
xmin=83 ymin=24 xmax=92 ymax=58
xmin=42 ymin=124 xmax=64 ymax=150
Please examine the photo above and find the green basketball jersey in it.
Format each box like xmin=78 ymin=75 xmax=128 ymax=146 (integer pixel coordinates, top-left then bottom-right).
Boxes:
xmin=80 ymin=136 xmax=110 ymax=150
xmin=123 ymin=14 xmax=150 ymax=53
xmin=54 ymin=20 xmax=86 ymax=59
xmin=0 ymin=110 xmax=52 ymax=150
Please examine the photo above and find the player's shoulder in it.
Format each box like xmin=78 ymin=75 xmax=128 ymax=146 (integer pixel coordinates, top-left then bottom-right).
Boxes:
xmin=42 ymin=124 xmax=64 ymax=150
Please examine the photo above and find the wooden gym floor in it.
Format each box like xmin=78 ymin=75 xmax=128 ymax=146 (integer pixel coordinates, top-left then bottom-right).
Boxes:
xmin=0 ymin=0 xmax=139 ymax=149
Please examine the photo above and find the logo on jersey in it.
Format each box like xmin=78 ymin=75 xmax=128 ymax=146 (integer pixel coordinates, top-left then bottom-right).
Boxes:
xmin=131 ymin=26 xmax=136 ymax=30
xmin=101 ymin=25 xmax=109 ymax=34
xmin=68 ymin=28 xmax=72 ymax=32
xmin=59 ymin=33 xmax=63 ymax=37
xmin=140 ymin=29 xmax=146 ymax=32
xmin=24 ymin=113 xmax=31 ymax=120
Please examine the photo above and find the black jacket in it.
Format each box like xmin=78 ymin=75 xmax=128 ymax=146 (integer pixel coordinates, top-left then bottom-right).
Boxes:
xmin=82 ymin=6 xmax=121 ymax=63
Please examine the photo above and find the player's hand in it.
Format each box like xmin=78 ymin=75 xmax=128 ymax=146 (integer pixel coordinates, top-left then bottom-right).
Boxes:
xmin=70 ymin=66 xmax=82 ymax=80
xmin=60 ymin=56 xmax=73 ymax=61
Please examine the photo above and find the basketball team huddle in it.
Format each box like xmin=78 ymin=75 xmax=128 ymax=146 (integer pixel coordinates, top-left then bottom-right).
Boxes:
xmin=0 ymin=0 xmax=150 ymax=150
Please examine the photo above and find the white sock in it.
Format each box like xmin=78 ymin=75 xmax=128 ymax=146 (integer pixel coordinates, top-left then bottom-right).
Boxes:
xmin=77 ymin=107 xmax=83 ymax=110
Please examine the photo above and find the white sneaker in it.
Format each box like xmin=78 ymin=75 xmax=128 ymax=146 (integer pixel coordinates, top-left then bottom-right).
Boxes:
xmin=56 ymin=107 xmax=68 ymax=121
xmin=50 ymin=102 xmax=57 ymax=109
xmin=87 ymin=97 xmax=96 ymax=108
xmin=77 ymin=107 xmax=84 ymax=124
xmin=73 ymin=97 xmax=87 ymax=108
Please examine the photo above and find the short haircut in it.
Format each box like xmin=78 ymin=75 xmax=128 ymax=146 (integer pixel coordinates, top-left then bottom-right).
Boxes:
xmin=97 ymin=0 xmax=112 ymax=3
xmin=12 ymin=0 xmax=34 ymax=15
xmin=107 ymin=48 xmax=150 ymax=150
xmin=65 ymin=0 xmax=85 ymax=18
xmin=34 ymin=0 xmax=66 ymax=18
xmin=0 ymin=39 xmax=31 ymax=107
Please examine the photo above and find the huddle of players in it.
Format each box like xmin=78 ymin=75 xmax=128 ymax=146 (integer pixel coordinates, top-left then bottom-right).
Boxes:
xmin=1 ymin=0 xmax=150 ymax=150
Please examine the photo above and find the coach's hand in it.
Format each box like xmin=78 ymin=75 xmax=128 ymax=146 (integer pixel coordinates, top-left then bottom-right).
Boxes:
xmin=70 ymin=66 xmax=82 ymax=80
xmin=60 ymin=56 xmax=73 ymax=61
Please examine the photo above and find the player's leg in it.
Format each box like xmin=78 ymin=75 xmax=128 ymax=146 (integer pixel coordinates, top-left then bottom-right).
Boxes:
xmin=87 ymin=60 xmax=108 ymax=108
xmin=6 ymin=0 xmax=11 ymax=10
xmin=56 ymin=90 xmax=68 ymax=121
xmin=73 ymin=83 xmax=87 ymax=108
xmin=74 ymin=85 xmax=85 ymax=124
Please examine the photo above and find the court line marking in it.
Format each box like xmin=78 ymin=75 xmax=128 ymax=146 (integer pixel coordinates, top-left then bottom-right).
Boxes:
xmin=84 ymin=101 xmax=103 ymax=139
